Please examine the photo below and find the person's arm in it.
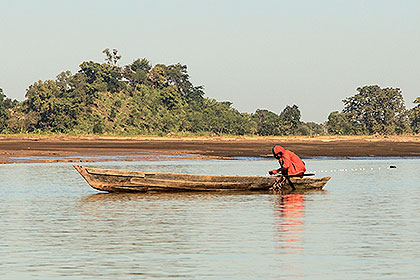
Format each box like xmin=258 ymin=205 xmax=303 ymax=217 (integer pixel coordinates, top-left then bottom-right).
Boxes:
xmin=268 ymin=167 xmax=281 ymax=175
xmin=269 ymin=152 xmax=291 ymax=175
xmin=280 ymin=167 xmax=288 ymax=176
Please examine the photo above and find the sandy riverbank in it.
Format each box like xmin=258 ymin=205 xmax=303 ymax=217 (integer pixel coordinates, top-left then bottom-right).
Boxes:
xmin=1 ymin=135 xmax=420 ymax=164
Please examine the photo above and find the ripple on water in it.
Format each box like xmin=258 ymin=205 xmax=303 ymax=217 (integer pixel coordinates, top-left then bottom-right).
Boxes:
xmin=1 ymin=159 xmax=420 ymax=279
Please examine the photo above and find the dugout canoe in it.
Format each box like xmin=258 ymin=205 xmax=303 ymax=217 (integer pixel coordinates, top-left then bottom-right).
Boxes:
xmin=74 ymin=165 xmax=331 ymax=194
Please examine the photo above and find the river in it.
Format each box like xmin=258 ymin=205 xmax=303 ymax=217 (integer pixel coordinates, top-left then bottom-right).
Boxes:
xmin=1 ymin=158 xmax=420 ymax=279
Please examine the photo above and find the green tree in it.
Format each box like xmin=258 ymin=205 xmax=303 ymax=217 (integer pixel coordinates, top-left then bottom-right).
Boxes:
xmin=159 ymin=86 xmax=185 ymax=109
xmin=409 ymin=97 xmax=420 ymax=134
xmin=79 ymin=61 xmax=123 ymax=93
xmin=102 ymin=48 xmax=121 ymax=68
xmin=342 ymin=85 xmax=409 ymax=134
xmin=148 ymin=64 xmax=167 ymax=88
xmin=327 ymin=111 xmax=360 ymax=135
xmin=278 ymin=105 xmax=302 ymax=135
xmin=23 ymin=80 xmax=73 ymax=132
xmin=299 ymin=122 xmax=326 ymax=136
xmin=0 ymin=88 xmax=9 ymax=132
xmin=6 ymin=49 xmax=331 ymax=136
xmin=123 ymin=58 xmax=151 ymax=87
xmin=252 ymin=109 xmax=279 ymax=136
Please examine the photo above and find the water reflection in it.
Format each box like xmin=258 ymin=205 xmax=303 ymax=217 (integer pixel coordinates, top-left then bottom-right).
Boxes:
xmin=81 ymin=191 xmax=269 ymax=204
xmin=272 ymin=194 xmax=306 ymax=278
xmin=3 ymin=159 xmax=420 ymax=279
xmin=82 ymin=192 xmax=146 ymax=203
xmin=274 ymin=194 xmax=305 ymax=254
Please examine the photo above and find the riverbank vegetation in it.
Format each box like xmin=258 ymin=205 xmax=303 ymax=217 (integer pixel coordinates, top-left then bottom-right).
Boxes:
xmin=1 ymin=49 xmax=419 ymax=136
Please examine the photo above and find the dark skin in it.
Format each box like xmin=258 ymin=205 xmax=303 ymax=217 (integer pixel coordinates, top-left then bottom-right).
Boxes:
xmin=269 ymin=152 xmax=288 ymax=176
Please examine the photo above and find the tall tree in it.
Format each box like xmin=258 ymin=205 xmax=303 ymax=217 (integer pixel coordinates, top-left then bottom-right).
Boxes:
xmin=252 ymin=109 xmax=279 ymax=136
xmin=148 ymin=64 xmax=167 ymax=88
xmin=23 ymin=80 xmax=71 ymax=131
xmin=79 ymin=61 xmax=123 ymax=93
xmin=0 ymin=88 xmax=8 ymax=131
xmin=327 ymin=111 xmax=361 ymax=135
xmin=123 ymin=58 xmax=151 ymax=86
xmin=278 ymin=105 xmax=302 ymax=135
xmin=409 ymin=97 xmax=420 ymax=134
xmin=342 ymin=85 xmax=408 ymax=134
xmin=102 ymin=48 xmax=121 ymax=68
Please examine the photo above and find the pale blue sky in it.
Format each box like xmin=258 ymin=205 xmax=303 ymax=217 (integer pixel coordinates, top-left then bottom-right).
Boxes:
xmin=1 ymin=0 xmax=419 ymax=122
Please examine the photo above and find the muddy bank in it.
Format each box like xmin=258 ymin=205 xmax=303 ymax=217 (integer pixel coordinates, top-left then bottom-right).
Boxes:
xmin=1 ymin=135 xmax=420 ymax=164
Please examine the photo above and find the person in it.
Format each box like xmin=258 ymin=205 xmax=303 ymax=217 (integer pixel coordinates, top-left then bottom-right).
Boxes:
xmin=269 ymin=145 xmax=306 ymax=177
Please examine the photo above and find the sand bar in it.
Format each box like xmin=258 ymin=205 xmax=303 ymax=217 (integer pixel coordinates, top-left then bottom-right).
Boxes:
xmin=1 ymin=135 xmax=420 ymax=164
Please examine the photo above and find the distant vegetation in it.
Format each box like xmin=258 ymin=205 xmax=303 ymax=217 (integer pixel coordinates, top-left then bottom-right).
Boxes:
xmin=1 ymin=49 xmax=419 ymax=136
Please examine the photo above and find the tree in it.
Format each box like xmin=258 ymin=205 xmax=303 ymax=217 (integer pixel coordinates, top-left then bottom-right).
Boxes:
xmin=79 ymin=61 xmax=123 ymax=93
xmin=252 ymin=109 xmax=279 ymax=136
xmin=23 ymin=80 xmax=70 ymax=131
xmin=327 ymin=111 xmax=360 ymax=135
xmin=199 ymin=100 xmax=251 ymax=135
xmin=159 ymin=86 xmax=184 ymax=109
xmin=123 ymin=58 xmax=151 ymax=86
xmin=409 ymin=97 xmax=420 ymax=134
xmin=4 ymin=49 xmax=320 ymax=136
xmin=102 ymin=48 xmax=121 ymax=68
xmin=148 ymin=64 xmax=167 ymax=88
xmin=0 ymin=88 xmax=9 ymax=132
xmin=299 ymin=122 xmax=327 ymax=136
xmin=342 ymin=85 xmax=409 ymax=134
xmin=278 ymin=105 xmax=302 ymax=135
xmin=166 ymin=64 xmax=192 ymax=94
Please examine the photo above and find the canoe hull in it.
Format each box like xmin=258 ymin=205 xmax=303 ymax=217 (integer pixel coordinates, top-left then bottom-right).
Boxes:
xmin=73 ymin=165 xmax=331 ymax=194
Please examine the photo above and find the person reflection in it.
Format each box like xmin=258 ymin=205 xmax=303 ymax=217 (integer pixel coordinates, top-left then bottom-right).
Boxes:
xmin=274 ymin=194 xmax=305 ymax=254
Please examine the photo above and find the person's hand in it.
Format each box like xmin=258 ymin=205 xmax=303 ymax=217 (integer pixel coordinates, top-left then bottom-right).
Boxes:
xmin=269 ymin=169 xmax=278 ymax=175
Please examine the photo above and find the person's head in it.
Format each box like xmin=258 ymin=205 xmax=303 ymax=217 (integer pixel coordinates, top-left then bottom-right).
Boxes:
xmin=272 ymin=145 xmax=285 ymax=159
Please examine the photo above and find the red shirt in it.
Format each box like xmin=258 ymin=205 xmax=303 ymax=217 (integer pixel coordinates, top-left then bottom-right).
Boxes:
xmin=278 ymin=150 xmax=306 ymax=176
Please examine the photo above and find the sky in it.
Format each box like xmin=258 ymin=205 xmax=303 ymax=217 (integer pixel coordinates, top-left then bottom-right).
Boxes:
xmin=1 ymin=0 xmax=420 ymax=123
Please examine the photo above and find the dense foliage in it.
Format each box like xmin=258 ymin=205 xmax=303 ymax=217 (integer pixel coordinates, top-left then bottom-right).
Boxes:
xmin=327 ymin=85 xmax=411 ymax=135
xmin=0 ymin=88 xmax=18 ymax=132
xmin=409 ymin=97 xmax=420 ymax=134
xmin=1 ymin=50 xmax=419 ymax=136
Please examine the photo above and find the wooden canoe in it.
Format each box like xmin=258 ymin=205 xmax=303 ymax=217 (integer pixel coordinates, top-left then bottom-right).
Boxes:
xmin=73 ymin=165 xmax=331 ymax=194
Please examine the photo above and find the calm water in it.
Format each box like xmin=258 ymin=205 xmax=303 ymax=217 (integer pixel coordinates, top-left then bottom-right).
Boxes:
xmin=1 ymin=158 xmax=420 ymax=279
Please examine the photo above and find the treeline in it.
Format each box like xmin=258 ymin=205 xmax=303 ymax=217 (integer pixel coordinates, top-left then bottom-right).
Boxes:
xmin=327 ymin=86 xmax=420 ymax=135
xmin=1 ymin=49 xmax=420 ymax=136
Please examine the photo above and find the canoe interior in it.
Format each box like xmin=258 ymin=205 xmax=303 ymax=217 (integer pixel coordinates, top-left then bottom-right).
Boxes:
xmin=73 ymin=165 xmax=331 ymax=194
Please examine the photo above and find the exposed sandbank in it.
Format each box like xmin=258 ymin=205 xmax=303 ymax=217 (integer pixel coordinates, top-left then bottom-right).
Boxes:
xmin=1 ymin=135 xmax=420 ymax=164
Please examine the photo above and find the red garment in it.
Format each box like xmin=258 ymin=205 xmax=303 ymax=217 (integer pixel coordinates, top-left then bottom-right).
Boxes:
xmin=274 ymin=146 xmax=306 ymax=176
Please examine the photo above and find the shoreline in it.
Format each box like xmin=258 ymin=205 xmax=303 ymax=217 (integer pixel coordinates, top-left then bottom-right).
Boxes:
xmin=1 ymin=135 xmax=420 ymax=164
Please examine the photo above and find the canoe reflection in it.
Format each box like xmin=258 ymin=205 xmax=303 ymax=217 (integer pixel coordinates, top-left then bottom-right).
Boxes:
xmin=81 ymin=191 xmax=264 ymax=204
xmin=274 ymin=194 xmax=305 ymax=254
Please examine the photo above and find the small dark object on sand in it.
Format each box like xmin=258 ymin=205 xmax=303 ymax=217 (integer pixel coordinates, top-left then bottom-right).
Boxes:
xmin=390 ymin=165 xmax=397 ymax=168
